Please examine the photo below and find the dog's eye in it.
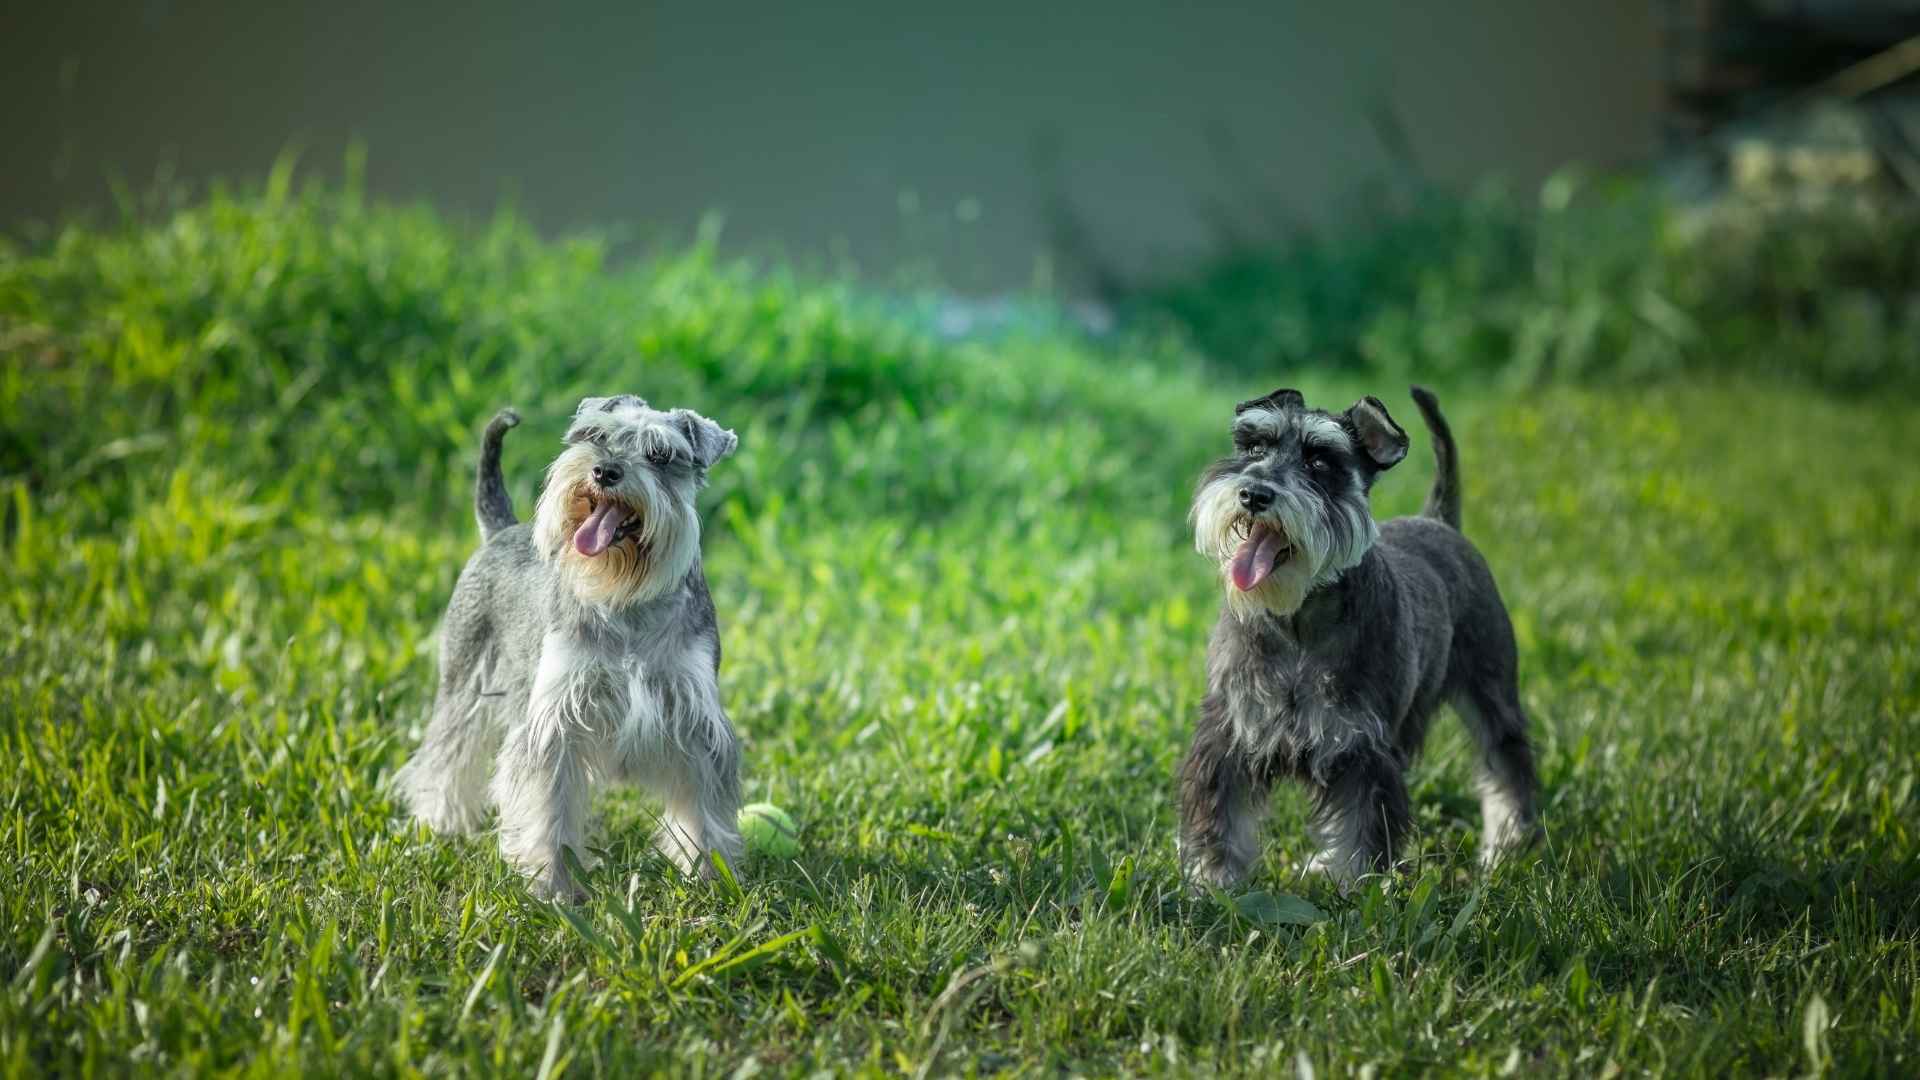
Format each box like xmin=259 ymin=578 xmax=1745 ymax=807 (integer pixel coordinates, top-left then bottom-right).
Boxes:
xmin=647 ymin=445 xmax=674 ymax=465
xmin=1306 ymin=453 xmax=1332 ymax=471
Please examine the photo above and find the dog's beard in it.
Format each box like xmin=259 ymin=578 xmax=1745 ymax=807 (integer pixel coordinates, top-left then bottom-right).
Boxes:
xmin=532 ymin=448 xmax=698 ymax=608
xmin=1191 ymin=475 xmax=1378 ymax=619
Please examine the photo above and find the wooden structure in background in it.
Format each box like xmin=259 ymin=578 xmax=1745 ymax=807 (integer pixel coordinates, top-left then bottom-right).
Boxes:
xmin=1660 ymin=1 xmax=1920 ymax=198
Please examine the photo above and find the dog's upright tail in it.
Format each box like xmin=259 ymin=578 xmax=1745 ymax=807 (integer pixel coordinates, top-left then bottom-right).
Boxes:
xmin=475 ymin=408 xmax=521 ymax=541
xmin=1409 ymin=386 xmax=1461 ymax=530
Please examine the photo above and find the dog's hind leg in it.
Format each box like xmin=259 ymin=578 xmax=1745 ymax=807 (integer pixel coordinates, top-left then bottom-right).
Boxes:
xmin=395 ymin=650 xmax=504 ymax=836
xmin=1454 ymin=685 xmax=1540 ymax=867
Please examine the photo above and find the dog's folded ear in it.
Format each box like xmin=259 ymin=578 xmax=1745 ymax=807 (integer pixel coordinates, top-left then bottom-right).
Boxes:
xmin=672 ymin=409 xmax=739 ymax=469
xmin=1343 ymin=396 xmax=1409 ymax=469
xmin=1235 ymin=388 xmax=1305 ymax=415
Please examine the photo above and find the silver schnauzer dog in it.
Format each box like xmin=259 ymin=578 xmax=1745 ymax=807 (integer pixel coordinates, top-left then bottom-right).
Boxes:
xmin=1179 ymin=386 xmax=1539 ymax=890
xmin=394 ymin=395 xmax=743 ymax=900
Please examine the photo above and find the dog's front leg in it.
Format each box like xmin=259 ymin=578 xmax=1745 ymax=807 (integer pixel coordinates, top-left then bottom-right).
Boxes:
xmin=1304 ymin=752 xmax=1411 ymax=891
xmin=491 ymin=641 xmax=597 ymax=901
xmin=1177 ymin=693 xmax=1269 ymax=889
xmin=652 ymin=714 xmax=743 ymax=879
xmin=491 ymin=727 xmax=589 ymax=901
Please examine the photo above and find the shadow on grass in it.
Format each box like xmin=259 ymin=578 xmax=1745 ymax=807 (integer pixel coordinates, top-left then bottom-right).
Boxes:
xmin=1433 ymin=804 xmax=1920 ymax=1014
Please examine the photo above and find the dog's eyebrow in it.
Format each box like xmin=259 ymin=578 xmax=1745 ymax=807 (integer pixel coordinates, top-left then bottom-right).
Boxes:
xmin=1233 ymin=408 xmax=1284 ymax=438
xmin=1299 ymin=415 xmax=1352 ymax=452
xmin=565 ymin=421 xmax=615 ymax=445
xmin=638 ymin=424 xmax=691 ymax=461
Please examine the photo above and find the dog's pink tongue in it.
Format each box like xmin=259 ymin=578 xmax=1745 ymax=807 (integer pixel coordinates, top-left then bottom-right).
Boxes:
xmin=1230 ymin=524 xmax=1286 ymax=592
xmin=573 ymin=502 xmax=631 ymax=557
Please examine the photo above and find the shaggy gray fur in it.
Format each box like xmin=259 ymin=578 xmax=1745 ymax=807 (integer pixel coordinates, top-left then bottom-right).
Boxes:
xmin=395 ymin=395 xmax=743 ymax=901
xmin=1178 ymin=385 xmax=1538 ymax=890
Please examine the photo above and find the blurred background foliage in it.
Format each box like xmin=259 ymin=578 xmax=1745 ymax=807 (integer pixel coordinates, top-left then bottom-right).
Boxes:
xmin=0 ymin=170 xmax=1232 ymax=576
xmin=1096 ymin=172 xmax=1920 ymax=389
xmin=14 ymin=161 xmax=1912 ymax=514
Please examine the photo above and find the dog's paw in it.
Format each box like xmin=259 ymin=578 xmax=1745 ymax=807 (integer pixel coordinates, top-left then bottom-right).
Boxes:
xmin=391 ymin=769 xmax=488 ymax=836
xmin=525 ymin=867 xmax=587 ymax=904
xmin=504 ymin=843 xmax=596 ymax=903
xmin=1299 ymin=850 xmax=1346 ymax=890
xmin=1298 ymin=849 xmax=1371 ymax=896
xmin=681 ymin=846 xmax=746 ymax=884
xmin=406 ymin=802 xmax=489 ymax=837
xmin=653 ymin=829 xmax=743 ymax=883
xmin=1478 ymin=820 xmax=1542 ymax=869
xmin=1181 ymin=855 xmax=1250 ymax=893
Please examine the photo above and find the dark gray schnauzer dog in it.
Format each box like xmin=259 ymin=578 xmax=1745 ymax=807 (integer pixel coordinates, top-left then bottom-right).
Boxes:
xmin=394 ymin=395 xmax=742 ymax=900
xmin=1179 ymin=386 xmax=1538 ymax=890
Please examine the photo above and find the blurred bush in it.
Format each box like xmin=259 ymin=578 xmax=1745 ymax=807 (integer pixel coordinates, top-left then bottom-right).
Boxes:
xmin=8 ymin=168 xmax=1912 ymax=550
xmin=1108 ymin=173 xmax=1920 ymax=390
xmin=0 ymin=179 xmax=1226 ymax=553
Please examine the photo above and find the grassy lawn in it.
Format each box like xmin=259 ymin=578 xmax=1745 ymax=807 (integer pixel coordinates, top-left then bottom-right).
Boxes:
xmin=3 ymin=191 xmax=1918 ymax=1076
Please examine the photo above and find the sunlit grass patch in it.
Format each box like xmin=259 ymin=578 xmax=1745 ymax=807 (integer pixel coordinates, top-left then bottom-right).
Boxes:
xmin=2 ymin=189 xmax=1917 ymax=1075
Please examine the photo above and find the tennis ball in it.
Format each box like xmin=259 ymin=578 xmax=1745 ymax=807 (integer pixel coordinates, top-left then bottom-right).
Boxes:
xmin=738 ymin=802 xmax=801 ymax=857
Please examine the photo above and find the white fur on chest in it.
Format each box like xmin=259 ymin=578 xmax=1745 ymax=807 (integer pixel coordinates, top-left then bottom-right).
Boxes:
xmin=526 ymin=627 xmax=728 ymax=771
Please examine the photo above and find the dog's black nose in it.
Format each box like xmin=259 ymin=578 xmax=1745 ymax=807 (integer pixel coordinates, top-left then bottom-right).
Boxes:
xmin=591 ymin=463 xmax=624 ymax=487
xmin=1238 ymin=484 xmax=1276 ymax=512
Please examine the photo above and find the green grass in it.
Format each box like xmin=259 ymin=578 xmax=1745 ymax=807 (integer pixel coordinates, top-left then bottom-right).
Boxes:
xmin=3 ymin=187 xmax=1919 ymax=1076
